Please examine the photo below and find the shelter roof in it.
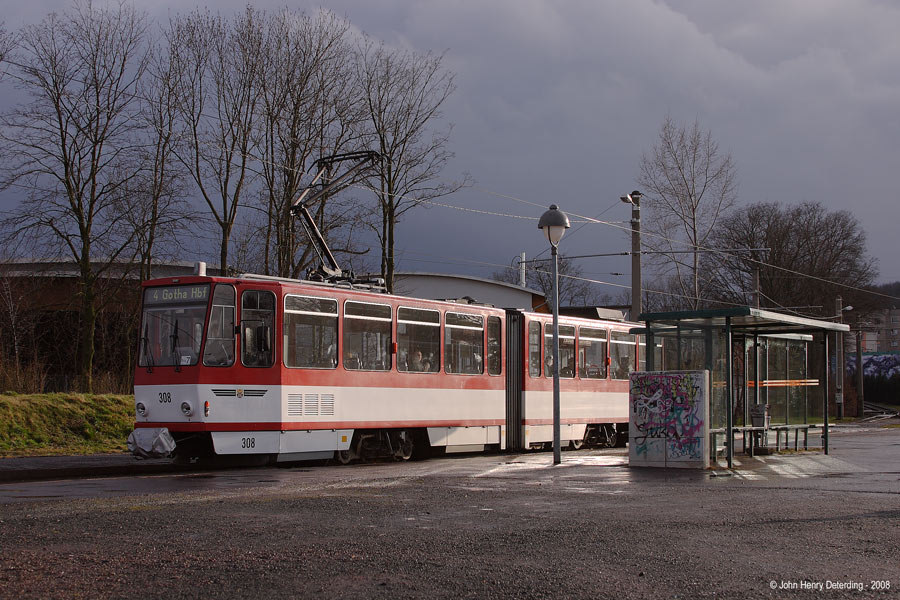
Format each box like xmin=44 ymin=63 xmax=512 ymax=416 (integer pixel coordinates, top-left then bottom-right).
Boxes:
xmin=636 ymin=306 xmax=850 ymax=336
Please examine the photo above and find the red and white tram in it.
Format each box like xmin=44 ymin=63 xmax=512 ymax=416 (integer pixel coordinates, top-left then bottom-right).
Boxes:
xmin=130 ymin=272 xmax=637 ymax=462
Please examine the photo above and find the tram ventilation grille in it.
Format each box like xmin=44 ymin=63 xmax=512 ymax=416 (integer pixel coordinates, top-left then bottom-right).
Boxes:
xmin=212 ymin=389 xmax=267 ymax=398
xmin=287 ymin=393 xmax=335 ymax=417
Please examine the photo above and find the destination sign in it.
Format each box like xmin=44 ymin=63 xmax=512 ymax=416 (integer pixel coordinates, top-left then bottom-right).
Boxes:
xmin=144 ymin=284 xmax=210 ymax=306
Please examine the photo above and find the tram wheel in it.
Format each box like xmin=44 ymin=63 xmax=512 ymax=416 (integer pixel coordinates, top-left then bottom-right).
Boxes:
xmin=335 ymin=449 xmax=355 ymax=465
xmin=395 ymin=431 xmax=414 ymax=461
xmin=569 ymin=439 xmax=585 ymax=450
xmin=605 ymin=431 xmax=618 ymax=448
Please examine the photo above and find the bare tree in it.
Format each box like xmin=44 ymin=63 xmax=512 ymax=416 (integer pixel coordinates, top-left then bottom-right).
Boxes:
xmin=0 ymin=269 xmax=45 ymax=392
xmin=169 ymin=6 xmax=264 ymax=273
xmin=0 ymin=22 xmax=15 ymax=75
xmin=128 ymin=37 xmax=191 ymax=281
xmin=356 ymin=38 xmax=471 ymax=292
xmin=255 ymin=9 xmax=366 ymax=279
xmin=703 ymin=201 xmax=878 ymax=316
xmin=0 ymin=1 xmax=149 ymax=391
xmin=637 ymin=117 xmax=738 ymax=309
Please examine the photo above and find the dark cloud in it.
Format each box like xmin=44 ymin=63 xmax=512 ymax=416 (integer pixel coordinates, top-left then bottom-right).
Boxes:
xmin=6 ymin=0 xmax=899 ymax=284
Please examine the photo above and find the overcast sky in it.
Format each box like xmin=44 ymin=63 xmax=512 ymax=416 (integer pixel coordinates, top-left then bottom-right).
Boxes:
xmin=6 ymin=0 xmax=900 ymax=291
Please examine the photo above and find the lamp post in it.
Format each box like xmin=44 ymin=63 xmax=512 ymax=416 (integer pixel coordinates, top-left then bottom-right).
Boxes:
xmin=538 ymin=204 xmax=570 ymax=465
xmin=856 ymin=317 xmax=865 ymax=418
xmin=621 ymin=191 xmax=642 ymax=320
xmin=836 ymin=299 xmax=853 ymax=419
xmin=836 ymin=296 xmax=844 ymax=419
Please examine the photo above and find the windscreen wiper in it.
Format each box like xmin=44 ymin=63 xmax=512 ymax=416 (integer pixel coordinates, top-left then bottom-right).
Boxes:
xmin=170 ymin=320 xmax=181 ymax=372
xmin=141 ymin=322 xmax=154 ymax=373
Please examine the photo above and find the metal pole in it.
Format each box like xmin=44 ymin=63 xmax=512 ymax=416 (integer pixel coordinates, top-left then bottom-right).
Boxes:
xmin=823 ymin=334 xmax=830 ymax=455
xmin=520 ymin=251 xmax=526 ymax=287
xmin=856 ymin=321 xmax=865 ymax=418
xmin=835 ymin=296 xmax=844 ymax=419
xmin=551 ymin=245 xmax=562 ymax=465
xmin=631 ymin=199 xmax=641 ymax=320
xmin=752 ymin=266 xmax=760 ymax=309
xmin=726 ymin=317 xmax=734 ymax=469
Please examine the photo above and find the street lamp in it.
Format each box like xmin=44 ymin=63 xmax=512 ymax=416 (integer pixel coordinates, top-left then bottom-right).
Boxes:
xmin=856 ymin=317 xmax=866 ymax=418
xmin=538 ymin=204 xmax=570 ymax=465
xmin=836 ymin=298 xmax=854 ymax=419
xmin=621 ymin=191 xmax=642 ymax=320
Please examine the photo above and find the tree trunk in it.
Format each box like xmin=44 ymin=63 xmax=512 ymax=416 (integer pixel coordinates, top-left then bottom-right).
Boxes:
xmin=220 ymin=222 xmax=232 ymax=274
xmin=77 ymin=271 xmax=97 ymax=393
xmin=386 ymin=205 xmax=395 ymax=293
xmin=380 ymin=207 xmax=389 ymax=288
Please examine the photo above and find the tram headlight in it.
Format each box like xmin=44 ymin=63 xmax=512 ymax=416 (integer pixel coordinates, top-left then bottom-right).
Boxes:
xmin=180 ymin=401 xmax=193 ymax=416
xmin=136 ymin=402 xmax=147 ymax=417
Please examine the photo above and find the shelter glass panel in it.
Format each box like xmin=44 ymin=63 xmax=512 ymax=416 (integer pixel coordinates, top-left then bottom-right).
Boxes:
xmin=807 ymin=339 xmax=825 ymax=423
xmin=767 ymin=339 xmax=788 ymax=425
xmin=710 ymin=328 xmax=729 ymax=430
xmin=731 ymin=337 xmax=746 ymax=427
xmin=610 ymin=332 xmax=635 ymax=380
xmin=788 ymin=340 xmax=807 ymax=424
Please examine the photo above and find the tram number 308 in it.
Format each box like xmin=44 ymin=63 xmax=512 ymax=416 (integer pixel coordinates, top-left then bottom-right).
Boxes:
xmin=241 ymin=437 xmax=255 ymax=449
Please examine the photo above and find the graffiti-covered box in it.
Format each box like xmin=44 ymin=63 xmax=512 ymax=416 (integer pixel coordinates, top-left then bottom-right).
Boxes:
xmin=629 ymin=370 xmax=710 ymax=469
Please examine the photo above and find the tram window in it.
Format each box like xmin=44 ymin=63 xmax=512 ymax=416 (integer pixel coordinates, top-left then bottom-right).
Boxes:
xmin=344 ymin=301 xmax=391 ymax=371
xmin=487 ymin=316 xmax=502 ymax=376
xmin=528 ymin=321 xmax=542 ymax=377
xmin=284 ymin=295 xmax=337 ymax=369
xmin=610 ymin=331 xmax=635 ymax=380
xmin=140 ymin=284 xmax=210 ymax=368
xmin=445 ymin=312 xmax=484 ymax=375
xmin=579 ymin=326 xmax=607 ymax=379
xmin=203 ymin=284 xmax=236 ymax=367
xmin=240 ymin=290 xmax=275 ymax=368
xmin=544 ymin=324 xmax=575 ymax=378
xmin=397 ymin=307 xmax=440 ymax=373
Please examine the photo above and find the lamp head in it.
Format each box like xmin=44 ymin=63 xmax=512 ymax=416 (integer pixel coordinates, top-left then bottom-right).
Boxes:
xmin=621 ymin=190 xmax=643 ymax=205
xmin=538 ymin=204 xmax=570 ymax=247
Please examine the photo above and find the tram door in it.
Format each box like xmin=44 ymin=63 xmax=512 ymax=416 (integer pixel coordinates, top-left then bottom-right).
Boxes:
xmin=505 ymin=310 xmax=525 ymax=451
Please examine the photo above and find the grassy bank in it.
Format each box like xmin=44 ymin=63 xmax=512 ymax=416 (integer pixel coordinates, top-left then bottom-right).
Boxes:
xmin=0 ymin=393 xmax=134 ymax=457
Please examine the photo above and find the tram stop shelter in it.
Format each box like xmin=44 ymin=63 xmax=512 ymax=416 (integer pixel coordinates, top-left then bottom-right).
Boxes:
xmin=633 ymin=307 xmax=850 ymax=468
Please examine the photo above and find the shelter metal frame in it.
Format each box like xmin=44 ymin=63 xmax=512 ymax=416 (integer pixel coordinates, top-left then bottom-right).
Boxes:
xmin=632 ymin=307 xmax=849 ymax=468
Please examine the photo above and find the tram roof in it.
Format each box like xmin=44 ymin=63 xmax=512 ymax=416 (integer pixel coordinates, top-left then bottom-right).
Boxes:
xmin=633 ymin=306 xmax=850 ymax=336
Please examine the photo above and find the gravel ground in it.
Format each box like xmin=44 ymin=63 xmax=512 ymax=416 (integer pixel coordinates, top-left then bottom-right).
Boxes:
xmin=0 ymin=429 xmax=898 ymax=599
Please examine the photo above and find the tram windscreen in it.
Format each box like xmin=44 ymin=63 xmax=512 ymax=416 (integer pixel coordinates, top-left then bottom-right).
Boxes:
xmin=138 ymin=284 xmax=210 ymax=368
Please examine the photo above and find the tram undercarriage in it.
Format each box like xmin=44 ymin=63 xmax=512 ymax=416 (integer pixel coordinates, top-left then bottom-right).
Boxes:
xmin=335 ymin=429 xmax=420 ymax=464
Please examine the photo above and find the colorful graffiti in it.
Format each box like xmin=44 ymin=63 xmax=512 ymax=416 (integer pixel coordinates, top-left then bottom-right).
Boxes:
xmin=629 ymin=371 xmax=709 ymax=468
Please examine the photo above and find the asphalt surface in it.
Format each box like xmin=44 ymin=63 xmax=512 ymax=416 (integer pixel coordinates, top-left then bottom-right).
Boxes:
xmin=0 ymin=422 xmax=897 ymax=599
xmin=0 ymin=422 xmax=864 ymax=483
